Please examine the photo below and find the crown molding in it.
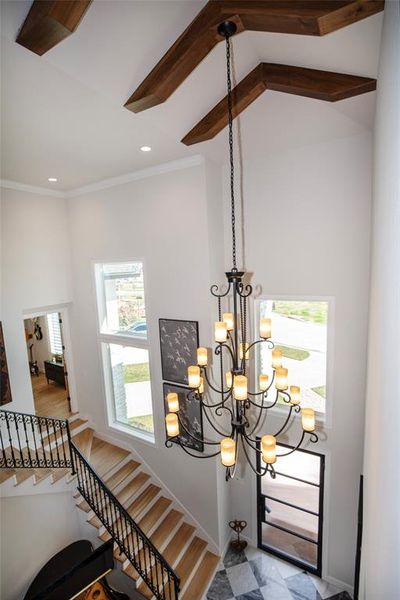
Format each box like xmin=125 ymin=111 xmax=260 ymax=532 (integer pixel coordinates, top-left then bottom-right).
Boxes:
xmin=0 ymin=179 xmax=67 ymax=198
xmin=0 ymin=155 xmax=204 ymax=200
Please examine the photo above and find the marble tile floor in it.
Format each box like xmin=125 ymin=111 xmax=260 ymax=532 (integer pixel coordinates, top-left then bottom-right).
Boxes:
xmin=206 ymin=545 xmax=352 ymax=600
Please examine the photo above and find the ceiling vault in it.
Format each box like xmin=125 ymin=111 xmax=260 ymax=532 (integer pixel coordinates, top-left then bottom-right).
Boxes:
xmin=124 ymin=0 xmax=384 ymax=114
xmin=182 ymin=63 xmax=377 ymax=145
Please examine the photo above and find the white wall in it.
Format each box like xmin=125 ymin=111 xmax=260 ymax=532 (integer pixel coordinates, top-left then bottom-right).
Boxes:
xmin=67 ymin=163 xmax=225 ymax=547
xmin=224 ymin=132 xmax=372 ymax=590
xmin=1 ymin=188 xmax=72 ymax=413
xmin=0 ymin=491 xmax=81 ymax=600
xmin=361 ymin=2 xmax=400 ymax=597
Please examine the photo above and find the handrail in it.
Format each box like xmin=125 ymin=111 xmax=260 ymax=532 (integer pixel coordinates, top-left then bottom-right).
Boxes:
xmin=0 ymin=408 xmax=73 ymax=470
xmin=0 ymin=408 xmax=180 ymax=599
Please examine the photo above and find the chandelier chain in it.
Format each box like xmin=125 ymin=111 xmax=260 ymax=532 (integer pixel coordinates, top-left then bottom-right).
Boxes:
xmin=225 ymin=34 xmax=237 ymax=270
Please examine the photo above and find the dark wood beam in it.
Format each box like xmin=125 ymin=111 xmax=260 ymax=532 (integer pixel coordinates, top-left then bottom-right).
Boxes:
xmin=181 ymin=63 xmax=376 ymax=145
xmin=16 ymin=0 xmax=92 ymax=56
xmin=124 ymin=0 xmax=384 ymax=113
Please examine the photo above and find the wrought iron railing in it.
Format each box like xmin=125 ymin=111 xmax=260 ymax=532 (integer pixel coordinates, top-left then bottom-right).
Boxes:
xmin=0 ymin=409 xmax=73 ymax=470
xmin=0 ymin=408 xmax=180 ymax=600
xmin=71 ymin=443 xmax=180 ymax=600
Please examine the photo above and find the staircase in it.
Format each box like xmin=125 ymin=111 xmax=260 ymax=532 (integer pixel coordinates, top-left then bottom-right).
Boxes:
xmin=0 ymin=409 xmax=220 ymax=600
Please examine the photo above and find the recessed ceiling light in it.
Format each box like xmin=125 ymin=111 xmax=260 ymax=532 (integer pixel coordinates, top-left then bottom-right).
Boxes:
xmin=48 ymin=177 xmax=58 ymax=182
xmin=140 ymin=146 xmax=152 ymax=152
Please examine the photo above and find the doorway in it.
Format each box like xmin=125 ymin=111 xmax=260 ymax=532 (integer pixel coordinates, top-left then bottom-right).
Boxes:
xmin=24 ymin=311 xmax=72 ymax=419
xmin=257 ymin=443 xmax=325 ymax=576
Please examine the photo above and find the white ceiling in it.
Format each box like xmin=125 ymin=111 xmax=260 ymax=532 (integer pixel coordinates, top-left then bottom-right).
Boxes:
xmin=0 ymin=1 xmax=383 ymax=191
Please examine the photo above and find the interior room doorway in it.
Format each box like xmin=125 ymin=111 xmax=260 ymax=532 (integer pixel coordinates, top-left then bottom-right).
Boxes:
xmin=24 ymin=310 xmax=73 ymax=419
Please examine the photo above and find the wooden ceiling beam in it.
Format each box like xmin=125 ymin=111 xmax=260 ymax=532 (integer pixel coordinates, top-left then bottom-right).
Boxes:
xmin=124 ymin=0 xmax=384 ymax=113
xmin=16 ymin=0 xmax=92 ymax=56
xmin=181 ymin=63 xmax=376 ymax=145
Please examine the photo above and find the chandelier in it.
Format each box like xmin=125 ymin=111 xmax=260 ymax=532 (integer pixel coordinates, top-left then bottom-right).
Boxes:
xmin=165 ymin=21 xmax=318 ymax=480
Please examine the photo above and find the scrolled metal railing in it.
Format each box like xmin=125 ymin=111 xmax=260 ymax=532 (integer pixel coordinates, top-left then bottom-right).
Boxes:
xmin=0 ymin=408 xmax=73 ymax=470
xmin=0 ymin=408 xmax=180 ymax=600
xmin=70 ymin=443 xmax=180 ymax=600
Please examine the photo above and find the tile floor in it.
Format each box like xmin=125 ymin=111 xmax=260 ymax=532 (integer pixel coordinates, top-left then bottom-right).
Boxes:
xmin=206 ymin=545 xmax=352 ymax=600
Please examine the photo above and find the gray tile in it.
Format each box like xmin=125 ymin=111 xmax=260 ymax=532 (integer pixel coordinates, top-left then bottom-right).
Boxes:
xmin=308 ymin=574 xmax=342 ymax=599
xmin=260 ymin=578 xmax=293 ymax=600
xmin=206 ymin=569 xmax=234 ymax=600
xmin=249 ymin=556 xmax=281 ymax=587
xmin=325 ymin=593 xmax=352 ymax=600
xmin=286 ymin=572 xmax=323 ymax=600
xmin=235 ymin=590 xmax=264 ymax=600
xmin=226 ymin=561 xmax=259 ymax=596
xmin=224 ymin=545 xmax=248 ymax=568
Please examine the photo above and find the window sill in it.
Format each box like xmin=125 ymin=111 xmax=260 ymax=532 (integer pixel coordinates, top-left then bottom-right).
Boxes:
xmin=109 ymin=420 xmax=156 ymax=446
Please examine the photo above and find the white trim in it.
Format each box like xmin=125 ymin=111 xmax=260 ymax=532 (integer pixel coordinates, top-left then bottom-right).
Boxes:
xmin=0 ymin=179 xmax=66 ymax=198
xmin=324 ymin=575 xmax=354 ymax=597
xmin=0 ymin=155 xmax=204 ymax=199
xmin=66 ymin=155 xmax=204 ymax=198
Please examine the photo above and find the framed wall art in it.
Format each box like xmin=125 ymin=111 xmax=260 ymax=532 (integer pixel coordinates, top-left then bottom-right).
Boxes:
xmin=159 ymin=319 xmax=199 ymax=385
xmin=163 ymin=382 xmax=204 ymax=452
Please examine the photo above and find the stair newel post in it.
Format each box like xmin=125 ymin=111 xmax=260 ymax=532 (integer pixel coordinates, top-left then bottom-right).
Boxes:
xmin=66 ymin=420 xmax=76 ymax=475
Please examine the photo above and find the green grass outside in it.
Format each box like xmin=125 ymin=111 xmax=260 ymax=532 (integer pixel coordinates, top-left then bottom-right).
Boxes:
xmin=274 ymin=301 xmax=328 ymax=324
xmin=128 ymin=414 xmax=154 ymax=433
xmin=275 ymin=345 xmax=310 ymax=361
xmin=311 ymin=385 xmax=326 ymax=398
xmin=124 ymin=362 xmax=150 ymax=384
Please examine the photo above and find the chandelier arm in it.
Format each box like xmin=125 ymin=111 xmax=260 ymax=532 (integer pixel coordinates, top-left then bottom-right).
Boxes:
xmin=246 ymin=401 xmax=269 ymax=438
xmin=216 ymin=342 xmax=235 ymax=366
xmin=246 ymin=338 xmax=275 ymax=356
xmin=279 ymin=390 xmax=293 ymax=404
xmin=202 ymin=366 xmax=230 ymax=396
xmin=176 ymin=414 xmax=221 ymax=446
xmin=272 ymin=404 xmax=295 ymax=437
xmin=237 ymin=282 xmax=253 ymax=298
xmin=210 ymin=282 xmax=232 ymax=298
xmin=167 ymin=437 xmax=222 ymax=459
xmin=201 ymin=401 xmax=232 ymax=437
xmin=275 ymin=431 xmax=307 ymax=456
xmin=225 ymin=430 xmax=240 ymax=480
xmin=247 ymin=388 xmax=281 ymax=412
xmin=241 ymin=435 xmax=269 ymax=477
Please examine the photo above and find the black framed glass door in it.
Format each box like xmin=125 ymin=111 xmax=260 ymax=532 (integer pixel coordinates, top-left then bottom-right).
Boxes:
xmin=257 ymin=442 xmax=325 ymax=576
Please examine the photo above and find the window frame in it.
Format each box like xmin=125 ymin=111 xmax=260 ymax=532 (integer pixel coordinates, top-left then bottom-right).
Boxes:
xmin=94 ymin=259 xmax=155 ymax=443
xmin=254 ymin=294 xmax=334 ymax=427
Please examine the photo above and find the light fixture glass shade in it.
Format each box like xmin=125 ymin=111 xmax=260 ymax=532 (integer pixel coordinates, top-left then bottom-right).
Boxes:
xmin=215 ymin=321 xmax=228 ymax=343
xmin=167 ymin=392 xmax=179 ymax=413
xmin=240 ymin=342 xmax=250 ymax=360
xmin=259 ymin=374 xmax=269 ymax=391
xmin=166 ymin=413 xmax=179 ymax=437
xmin=226 ymin=371 xmax=233 ymax=388
xmin=260 ymin=318 xmax=272 ymax=339
xmin=272 ymin=348 xmax=283 ymax=369
xmin=223 ymin=312 xmax=234 ymax=331
xmin=302 ymin=408 xmax=315 ymax=432
xmin=197 ymin=347 xmax=208 ymax=366
xmin=221 ymin=437 xmax=236 ymax=467
xmin=275 ymin=367 xmax=288 ymax=391
xmin=188 ymin=365 xmax=201 ymax=388
xmin=289 ymin=385 xmax=300 ymax=405
xmin=261 ymin=434 xmax=276 ymax=464
xmin=233 ymin=375 xmax=247 ymax=400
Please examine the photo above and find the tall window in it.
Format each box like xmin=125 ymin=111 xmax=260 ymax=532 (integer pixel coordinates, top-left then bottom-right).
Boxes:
xmin=256 ymin=299 xmax=329 ymax=415
xmin=47 ymin=312 xmax=63 ymax=356
xmin=95 ymin=262 xmax=154 ymax=438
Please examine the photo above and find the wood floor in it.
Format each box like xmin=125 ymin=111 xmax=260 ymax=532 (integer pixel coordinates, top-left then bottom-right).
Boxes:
xmin=32 ymin=372 xmax=72 ymax=419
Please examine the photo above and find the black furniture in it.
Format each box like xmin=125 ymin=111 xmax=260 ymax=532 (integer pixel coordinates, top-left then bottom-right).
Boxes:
xmin=44 ymin=359 xmax=65 ymax=388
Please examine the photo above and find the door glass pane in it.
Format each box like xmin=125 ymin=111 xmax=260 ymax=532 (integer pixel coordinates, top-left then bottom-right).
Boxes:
xmin=108 ymin=343 xmax=153 ymax=433
xmin=261 ymin=523 xmax=318 ymax=568
xmin=273 ymin=447 xmax=320 ymax=484
xmin=262 ymin=473 xmax=320 ymax=514
xmin=264 ymin=498 xmax=319 ymax=541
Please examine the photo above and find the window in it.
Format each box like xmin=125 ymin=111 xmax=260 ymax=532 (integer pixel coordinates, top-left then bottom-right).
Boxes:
xmin=257 ymin=444 xmax=325 ymax=575
xmin=95 ymin=261 xmax=154 ymax=438
xmin=256 ymin=299 xmax=329 ymax=415
xmin=47 ymin=312 xmax=63 ymax=356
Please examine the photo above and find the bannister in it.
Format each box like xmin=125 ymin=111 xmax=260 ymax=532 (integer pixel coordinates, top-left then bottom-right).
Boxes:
xmin=0 ymin=409 xmax=72 ymax=470
xmin=71 ymin=442 xmax=180 ymax=600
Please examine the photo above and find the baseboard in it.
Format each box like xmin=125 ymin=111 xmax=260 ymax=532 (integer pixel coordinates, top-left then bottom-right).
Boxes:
xmin=94 ymin=429 xmax=220 ymax=555
xmin=324 ymin=575 xmax=354 ymax=597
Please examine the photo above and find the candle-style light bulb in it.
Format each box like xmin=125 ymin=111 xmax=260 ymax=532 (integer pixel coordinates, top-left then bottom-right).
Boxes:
xmin=240 ymin=342 xmax=250 ymax=361
xmin=221 ymin=438 xmax=236 ymax=467
xmin=198 ymin=377 xmax=204 ymax=395
xmin=165 ymin=413 xmax=179 ymax=437
xmin=233 ymin=375 xmax=247 ymax=401
xmin=259 ymin=374 xmax=269 ymax=391
xmin=215 ymin=321 xmax=227 ymax=343
xmin=302 ymin=408 xmax=315 ymax=432
xmin=289 ymin=385 xmax=301 ymax=405
xmin=188 ymin=365 xmax=201 ymax=388
xmin=260 ymin=318 xmax=272 ymax=339
xmin=197 ymin=347 xmax=208 ymax=366
xmin=222 ymin=312 xmax=234 ymax=331
xmin=226 ymin=371 xmax=233 ymax=388
xmin=275 ymin=367 xmax=288 ymax=391
xmin=261 ymin=435 xmax=276 ymax=464
xmin=272 ymin=349 xmax=283 ymax=369
xmin=166 ymin=392 xmax=179 ymax=413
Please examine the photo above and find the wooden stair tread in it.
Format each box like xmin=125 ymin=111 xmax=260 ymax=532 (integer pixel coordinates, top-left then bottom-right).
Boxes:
xmin=127 ymin=484 xmax=161 ymax=520
xmin=175 ymin=536 xmax=207 ymax=587
xmin=181 ymin=551 xmax=220 ymax=600
xmin=0 ymin=468 xmax=15 ymax=484
xmin=138 ymin=497 xmax=172 ymax=535
xmin=117 ymin=471 xmax=150 ymax=505
xmin=51 ymin=468 xmax=70 ymax=483
xmin=104 ymin=459 xmax=140 ymax=490
xmin=14 ymin=468 xmax=35 ymax=485
xmin=89 ymin=437 xmax=129 ymax=476
xmin=88 ymin=514 xmax=103 ymax=529
xmin=72 ymin=427 xmax=94 ymax=458
xmin=41 ymin=418 xmax=87 ymax=446
xmin=150 ymin=509 xmax=184 ymax=549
